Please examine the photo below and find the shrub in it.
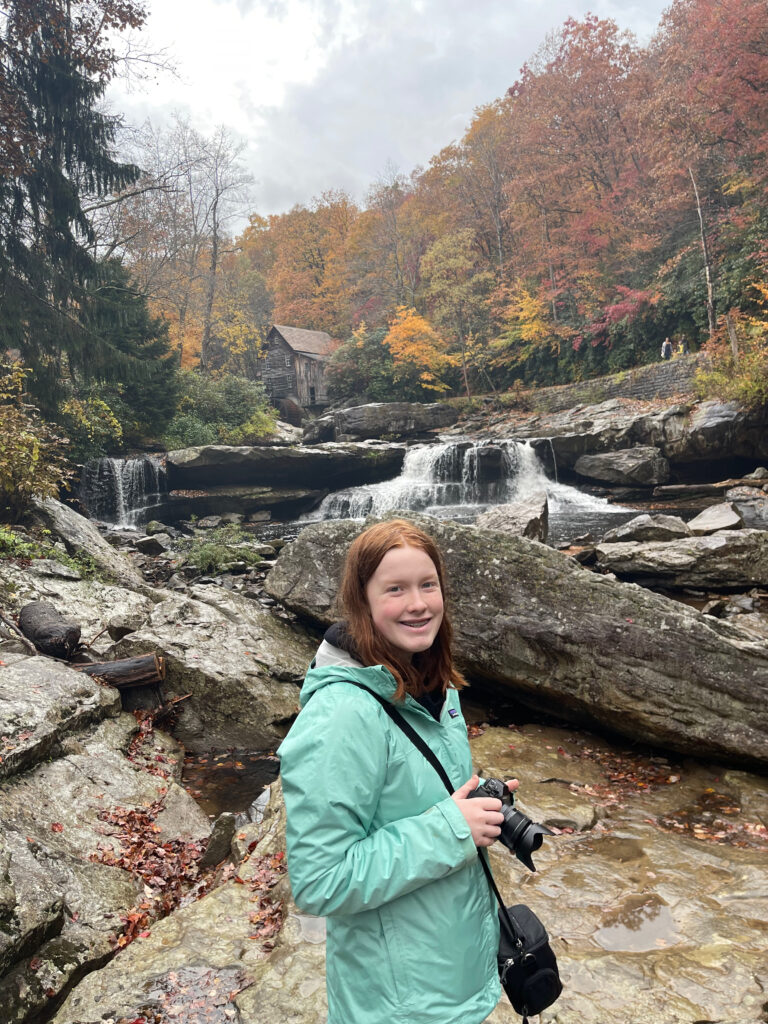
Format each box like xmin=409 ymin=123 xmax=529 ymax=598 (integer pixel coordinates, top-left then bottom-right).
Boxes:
xmin=161 ymin=371 xmax=276 ymax=449
xmin=695 ymin=298 xmax=768 ymax=409
xmin=177 ymin=523 xmax=264 ymax=575
xmin=59 ymin=395 xmax=124 ymax=462
xmin=0 ymin=364 xmax=73 ymax=522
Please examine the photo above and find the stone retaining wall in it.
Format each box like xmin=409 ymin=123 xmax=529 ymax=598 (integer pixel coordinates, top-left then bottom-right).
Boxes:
xmin=524 ymin=355 xmax=703 ymax=413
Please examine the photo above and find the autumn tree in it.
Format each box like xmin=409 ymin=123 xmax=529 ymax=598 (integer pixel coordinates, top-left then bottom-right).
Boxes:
xmin=420 ymin=229 xmax=494 ymax=395
xmin=383 ymin=307 xmax=453 ymax=399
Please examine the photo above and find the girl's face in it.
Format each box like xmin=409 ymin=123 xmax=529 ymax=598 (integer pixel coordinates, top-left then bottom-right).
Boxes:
xmin=364 ymin=543 xmax=444 ymax=661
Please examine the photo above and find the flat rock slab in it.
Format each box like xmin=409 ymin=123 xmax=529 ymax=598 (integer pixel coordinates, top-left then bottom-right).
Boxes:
xmin=595 ymin=529 xmax=768 ymax=589
xmin=267 ymin=516 xmax=768 ymax=766
xmin=0 ymin=656 xmax=120 ymax=781
xmin=54 ymin=781 xmax=327 ymax=1024
xmin=334 ymin=401 xmax=458 ymax=440
xmin=601 ymin=513 xmax=691 ymax=544
xmin=108 ymin=587 xmax=316 ymax=752
xmin=0 ymin=714 xmax=209 ymax=1022
xmin=687 ymin=502 xmax=744 ymax=535
xmin=166 ymin=442 xmax=406 ymax=489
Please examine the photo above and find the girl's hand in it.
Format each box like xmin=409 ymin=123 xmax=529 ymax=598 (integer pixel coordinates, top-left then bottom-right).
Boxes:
xmin=505 ymin=778 xmax=520 ymax=794
xmin=451 ymin=775 xmax=504 ymax=847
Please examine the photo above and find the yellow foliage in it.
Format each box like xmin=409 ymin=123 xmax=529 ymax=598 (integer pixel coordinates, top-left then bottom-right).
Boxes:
xmin=383 ymin=307 xmax=454 ymax=394
xmin=696 ymin=283 xmax=768 ymax=408
xmin=491 ymin=282 xmax=561 ymax=367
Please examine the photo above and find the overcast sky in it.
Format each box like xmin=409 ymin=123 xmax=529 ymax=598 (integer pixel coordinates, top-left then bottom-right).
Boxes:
xmin=108 ymin=0 xmax=670 ymax=219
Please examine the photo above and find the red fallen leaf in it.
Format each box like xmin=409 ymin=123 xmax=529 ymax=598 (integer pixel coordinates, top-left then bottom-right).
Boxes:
xmin=138 ymin=930 xmax=151 ymax=938
xmin=29 ymin=957 xmax=42 ymax=971
xmin=51 ymin=822 xmax=64 ymax=833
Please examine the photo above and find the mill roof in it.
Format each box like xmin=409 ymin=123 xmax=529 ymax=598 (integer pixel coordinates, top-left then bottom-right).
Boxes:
xmin=271 ymin=325 xmax=335 ymax=357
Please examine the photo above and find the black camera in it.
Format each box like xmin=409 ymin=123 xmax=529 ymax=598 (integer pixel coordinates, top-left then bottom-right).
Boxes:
xmin=468 ymin=778 xmax=553 ymax=872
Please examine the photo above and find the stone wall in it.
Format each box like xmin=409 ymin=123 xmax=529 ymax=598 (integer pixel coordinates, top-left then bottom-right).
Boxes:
xmin=523 ymin=355 xmax=703 ymax=413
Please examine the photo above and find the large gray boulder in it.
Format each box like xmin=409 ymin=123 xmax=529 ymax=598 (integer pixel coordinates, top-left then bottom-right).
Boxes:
xmin=476 ymin=491 xmax=548 ymax=542
xmin=30 ymin=497 xmax=146 ymax=589
xmin=108 ymin=586 xmax=315 ymax=752
xmin=266 ymin=516 xmax=768 ymax=766
xmin=503 ymin=399 xmax=768 ymax=471
xmin=166 ymin=441 xmax=405 ymax=490
xmin=595 ymin=529 xmax=768 ymax=589
xmin=333 ymin=401 xmax=458 ymax=441
xmin=0 ymin=655 xmax=120 ymax=781
xmin=574 ymin=446 xmax=670 ymax=486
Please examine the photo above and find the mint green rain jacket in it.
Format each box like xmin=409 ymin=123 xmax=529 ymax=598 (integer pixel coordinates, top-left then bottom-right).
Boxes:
xmin=278 ymin=638 xmax=501 ymax=1024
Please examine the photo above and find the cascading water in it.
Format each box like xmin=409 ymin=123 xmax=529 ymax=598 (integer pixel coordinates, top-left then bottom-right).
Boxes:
xmin=306 ymin=439 xmax=634 ymax=545
xmin=79 ymin=456 xmax=167 ymax=528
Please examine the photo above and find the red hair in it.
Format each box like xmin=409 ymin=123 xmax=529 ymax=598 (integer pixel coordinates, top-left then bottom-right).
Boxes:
xmin=337 ymin=519 xmax=467 ymax=701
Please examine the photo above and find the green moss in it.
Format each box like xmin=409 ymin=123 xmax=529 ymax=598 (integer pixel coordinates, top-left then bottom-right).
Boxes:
xmin=0 ymin=525 xmax=103 ymax=579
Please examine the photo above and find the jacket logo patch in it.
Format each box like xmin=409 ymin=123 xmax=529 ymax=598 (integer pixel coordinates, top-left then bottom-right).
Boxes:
xmin=448 ymin=709 xmax=459 ymax=718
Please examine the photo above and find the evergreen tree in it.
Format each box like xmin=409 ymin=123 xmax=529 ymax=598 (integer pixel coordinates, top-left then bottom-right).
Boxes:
xmin=0 ymin=0 xmax=161 ymax=415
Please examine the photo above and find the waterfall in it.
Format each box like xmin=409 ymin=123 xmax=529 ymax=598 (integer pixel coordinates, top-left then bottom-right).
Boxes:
xmin=309 ymin=440 xmax=550 ymax=522
xmin=306 ymin=438 xmax=634 ymax=545
xmin=79 ymin=456 xmax=167 ymax=528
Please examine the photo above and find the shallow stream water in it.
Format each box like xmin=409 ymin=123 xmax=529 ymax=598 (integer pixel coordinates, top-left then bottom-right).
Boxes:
xmin=466 ymin=713 xmax=768 ymax=1024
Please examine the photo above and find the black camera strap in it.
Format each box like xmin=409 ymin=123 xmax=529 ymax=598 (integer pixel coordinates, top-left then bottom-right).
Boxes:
xmin=348 ymin=682 xmax=523 ymax=947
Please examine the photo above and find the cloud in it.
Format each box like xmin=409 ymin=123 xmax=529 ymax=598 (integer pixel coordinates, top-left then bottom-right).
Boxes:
xmin=110 ymin=0 xmax=670 ymax=219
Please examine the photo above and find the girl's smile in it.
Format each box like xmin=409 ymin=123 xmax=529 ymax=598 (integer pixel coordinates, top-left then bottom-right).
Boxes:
xmin=364 ymin=543 xmax=444 ymax=659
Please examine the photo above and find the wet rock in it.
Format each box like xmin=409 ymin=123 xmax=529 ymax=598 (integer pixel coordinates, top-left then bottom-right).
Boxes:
xmin=0 ymin=714 xmax=207 ymax=1021
xmin=574 ymin=446 xmax=670 ymax=486
xmin=53 ymin=780 xmax=327 ymax=1024
xmin=332 ymin=401 xmax=458 ymax=441
xmin=687 ymin=502 xmax=743 ymax=534
xmin=0 ymin=655 xmax=120 ymax=781
xmin=476 ymin=491 xmax=548 ymax=542
xmin=267 ymin=516 xmax=768 ymax=766
xmin=166 ymin=441 xmax=406 ymax=491
xmin=601 ymin=514 xmax=691 ymax=544
xmin=144 ymin=520 xmax=170 ymax=536
xmin=198 ymin=812 xmax=237 ymax=868
xmin=745 ymin=466 xmax=768 ymax=480
xmin=133 ymin=532 xmax=173 ymax=556
xmin=725 ymin=484 xmax=768 ymax=529
xmin=29 ymin=498 xmax=146 ymax=589
xmin=107 ymin=587 xmax=314 ymax=753
xmin=595 ymin=529 xmax=768 ymax=590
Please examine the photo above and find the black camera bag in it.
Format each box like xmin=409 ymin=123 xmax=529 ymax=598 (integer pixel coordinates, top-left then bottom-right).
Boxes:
xmin=498 ymin=902 xmax=562 ymax=1019
xmin=350 ymin=683 xmax=563 ymax=1023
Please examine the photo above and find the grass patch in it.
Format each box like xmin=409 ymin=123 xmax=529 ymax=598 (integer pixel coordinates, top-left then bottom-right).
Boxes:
xmin=176 ymin=523 xmax=264 ymax=575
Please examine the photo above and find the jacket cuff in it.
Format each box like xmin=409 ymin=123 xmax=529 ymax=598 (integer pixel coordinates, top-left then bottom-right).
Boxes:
xmin=435 ymin=796 xmax=478 ymax=863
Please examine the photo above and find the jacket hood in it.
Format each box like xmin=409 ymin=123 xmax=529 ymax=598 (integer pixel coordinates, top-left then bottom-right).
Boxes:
xmin=300 ymin=638 xmax=398 ymax=708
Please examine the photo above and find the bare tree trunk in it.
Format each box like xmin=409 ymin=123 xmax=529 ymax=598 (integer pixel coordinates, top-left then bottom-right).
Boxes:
xmin=689 ymin=167 xmax=716 ymax=341
xmin=200 ymin=201 xmax=219 ymax=372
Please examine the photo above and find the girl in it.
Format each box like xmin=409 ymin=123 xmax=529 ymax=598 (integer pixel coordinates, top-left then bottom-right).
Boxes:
xmin=279 ymin=518 xmax=517 ymax=1024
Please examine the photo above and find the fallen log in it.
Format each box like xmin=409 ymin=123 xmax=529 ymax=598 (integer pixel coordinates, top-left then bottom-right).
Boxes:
xmin=75 ymin=653 xmax=165 ymax=689
xmin=18 ymin=601 xmax=81 ymax=658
